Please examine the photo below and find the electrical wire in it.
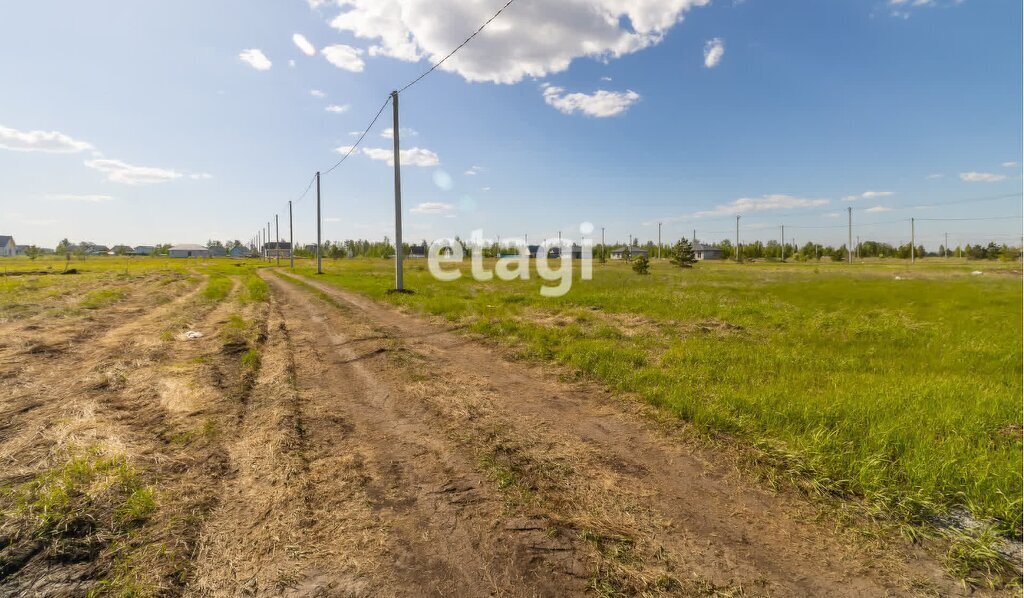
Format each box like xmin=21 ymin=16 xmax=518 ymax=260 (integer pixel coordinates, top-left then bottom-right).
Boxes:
xmin=398 ymin=0 xmax=519 ymax=93
xmin=323 ymin=95 xmax=392 ymax=176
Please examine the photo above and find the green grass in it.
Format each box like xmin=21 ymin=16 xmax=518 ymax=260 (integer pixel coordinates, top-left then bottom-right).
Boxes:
xmin=201 ymin=273 xmax=233 ymax=302
xmin=294 ymin=257 xmax=1023 ymax=538
xmin=79 ymin=287 xmax=127 ymax=309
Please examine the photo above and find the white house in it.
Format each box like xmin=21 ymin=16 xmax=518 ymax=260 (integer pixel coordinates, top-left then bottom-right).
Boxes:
xmin=609 ymin=246 xmax=649 ymax=260
xmin=168 ymin=244 xmax=210 ymax=258
xmin=0 ymin=236 xmax=15 ymax=257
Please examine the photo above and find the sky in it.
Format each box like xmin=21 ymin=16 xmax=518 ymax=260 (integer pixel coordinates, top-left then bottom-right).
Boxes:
xmin=0 ymin=0 xmax=1021 ymax=251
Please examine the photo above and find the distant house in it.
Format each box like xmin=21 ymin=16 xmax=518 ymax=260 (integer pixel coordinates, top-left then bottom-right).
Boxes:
xmin=303 ymin=244 xmax=318 ymax=254
xmin=693 ymin=242 xmax=723 ymax=261
xmin=14 ymin=245 xmax=30 ymax=256
xmin=89 ymin=245 xmax=110 ymax=255
xmin=208 ymin=245 xmax=227 ymax=257
xmin=263 ymin=241 xmax=291 ymax=258
xmin=134 ymin=246 xmax=156 ymax=256
xmin=609 ymin=246 xmax=649 ymax=260
xmin=0 ymin=236 xmax=14 ymax=257
xmin=229 ymin=245 xmax=249 ymax=258
xmin=168 ymin=244 xmax=210 ymax=258
xmin=526 ymin=245 xmax=566 ymax=259
xmin=409 ymin=245 xmax=426 ymax=258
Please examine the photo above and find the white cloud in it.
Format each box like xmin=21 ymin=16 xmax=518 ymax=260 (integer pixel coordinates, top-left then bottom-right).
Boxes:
xmin=842 ymin=190 xmax=895 ymax=201
xmin=464 ymin=165 xmax=484 ymax=176
xmin=322 ymin=44 xmax=365 ymax=72
xmin=703 ymin=38 xmax=724 ymax=68
xmin=925 ymin=173 xmax=944 ymax=179
xmin=325 ymin=104 xmax=350 ymax=113
xmin=84 ymin=159 xmax=184 ymax=185
xmin=0 ymin=124 xmax=93 ymax=153
xmin=362 ymin=146 xmax=439 ymax=167
xmin=959 ymin=171 xmax=1006 ymax=183
xmin=239 ymin=48 xmax=272 ymax=71
xmin=541 ymin=84 xmax=640 ymax=117
xmin=380 ymin=127 xmax=418 ymax=139
xmin=289 ymin=59 xmax=296 ymax=68
xmin=1002 ymin=161 xmax=1018 ymax=168
xmin=310 ymin=89 xmax=326 ymax=98
xmin=695 ymin=194 xmax=829 ymax=218
xmin=46 ymin=193 xmax=113 ymax=203
xmin=293 ymin=33 xmax=317 ymax=57
xmin=410 ymin=202 xmax=454 ymax=214
xmin=335 ymin=145 xmax=356 ymax=155
xmin=865 ymin=205 xmax=893 ymax=213
xmin=189 ymin=173 xmax=213 ymax=180
xmin=323 ymin=0 xmax=711 ymax=84
xmin=600 ymin=76 xmax=613 ymax=81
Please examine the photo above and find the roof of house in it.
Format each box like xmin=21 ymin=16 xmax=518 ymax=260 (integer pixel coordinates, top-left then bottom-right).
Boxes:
xmin=169 ymin=244 xmax=210 ymax=251
xmin=263 ymin=242 xmax=292 ymax=249
xmin=694 ymin=243 xmax=721 ymax=252
xmin=0 ymin=236 xmax=12 ymax=246
xmin=610 ymin=246 xmax=648 ymax=253
xmin=134 ymin=245 xmax=155 ymax=250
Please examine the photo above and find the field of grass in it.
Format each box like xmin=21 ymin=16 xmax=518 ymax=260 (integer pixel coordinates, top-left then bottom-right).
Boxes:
xmin=296 ymin=257 xmax=1022 ymax=538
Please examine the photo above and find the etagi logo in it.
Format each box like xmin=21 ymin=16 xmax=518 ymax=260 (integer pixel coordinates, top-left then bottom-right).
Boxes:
xmin=427 ymin=223 xmax=595 ymax=297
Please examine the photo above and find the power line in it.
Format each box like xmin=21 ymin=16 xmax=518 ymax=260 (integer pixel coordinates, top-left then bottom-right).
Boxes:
xmin=915 ymin=216 xmax=1023 ymax=222
xmin=293 ymin=172 xmax=317 ymax=204
xmin=398 ymin=0 xmax=519 ymax=94
xmin=323 ymin=95 xmax=392 ymax=176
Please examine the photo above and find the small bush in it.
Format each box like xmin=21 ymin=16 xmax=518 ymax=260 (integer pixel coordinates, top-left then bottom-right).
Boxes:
xmin=632 ymin=255 xmax=650 ymax=275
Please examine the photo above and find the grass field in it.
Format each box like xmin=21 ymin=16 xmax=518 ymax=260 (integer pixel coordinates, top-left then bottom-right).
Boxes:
xmin=293 ymin=256 xmax=1023 ymax=538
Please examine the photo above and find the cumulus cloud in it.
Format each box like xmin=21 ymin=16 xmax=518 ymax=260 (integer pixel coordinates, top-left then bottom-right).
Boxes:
xmin=410 ymin=202 xmax=455 ymax=214
xmin=703 ymin=38 xmax=724 ymax=68
xmin=0 ymin=124 xmax=93 ymax=153
xmin=239 ymin=48 xmax=272 ymax=70
xmin=695 ymin=194 xmax=829 ymax=218
xmin=362 ymin=146 xmax=439 ymax=167
xmin=865 ymin=205 xmax=893 ymax=213
xmin=322 ymin=44 xmax=365 ymax=71
xmin=380 ymin=127 xmax=418 ymax=139
xmin=325 ymin=104 xmax=350 ymax=113
xmin=842 ymin=190 xmax=895 ymax=201
xmin=84 ymin=159 xmax=184 ymax=185
xmin=323 ymin=0 xmax=710 ymax=84
xmin=541 ymin=84 xmax=640 ymax=117
xmin=960 ymin=171 xmax=1006 ymax=183
xmin=293 ymin=33 xmax=317 ymax=56
xmin=46 ymin=193 xmax=113 ymax=202
xmin=310 ymin=89 xmax=326 ymax=98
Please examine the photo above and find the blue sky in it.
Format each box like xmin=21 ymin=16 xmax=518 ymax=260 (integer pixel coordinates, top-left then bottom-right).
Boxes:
xmin=1 ymin=0 xmax=1021 ymax=250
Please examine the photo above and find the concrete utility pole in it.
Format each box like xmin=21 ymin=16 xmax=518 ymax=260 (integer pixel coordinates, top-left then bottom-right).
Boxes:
xmin=735 ymin=215 xmax=741 ymax=263
xmin=267 ymin=222 xmax=271 ymax=262
xmin=275 ymin=214 xmax=280 ymax=267
xmin=944 ymin=232 xmax=948 ymax=258
xmin=658 ymin=222 xmax=662 ymax=259
xmin=289 ymin=200 xmax=294 ymax=269
xmin=390 ymin=90 xmax=404 ymax=291
xmin=911 ymin=217 xmax=916 ymax=264
xmin=316 ymin=171 xmax=322 ymax=274
xmin=692 ymin=229 xmax=696 ymax=246
xmin=781 ymin=224 xmax=785 ymax=262
xmin=847 ymin=207 xmax=853 ymax=265
xmin=857 ymin=235 xmax=860 ymax=259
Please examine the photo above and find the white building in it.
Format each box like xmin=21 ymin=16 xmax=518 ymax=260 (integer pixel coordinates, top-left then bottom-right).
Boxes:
xmin=0 ymin=236 xmax=15 ymax=257
xmin=168 ymin=244 xmax=210 ymax=258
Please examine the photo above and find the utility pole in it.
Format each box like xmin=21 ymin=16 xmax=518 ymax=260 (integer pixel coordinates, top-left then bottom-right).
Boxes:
xmin=658 ymin=222 xmax=662 ymax=259
xmin=911 ymin=217 xmax=915 ymax=265
xmin=781 ymin=224 xmax=785 ymax=262
xmin=316 ymin=171 xmax=322 ymax=274
xmin=692 ymin=229 xmax=696 ymax=247
xmin=735 ymin=215 xmax=741 ymax=263
xmin=856 ymin=235 xmax=860 ymax=259
xmin=944 ymin=232 xmax=948 ymax=258
xmin=267 ymin=222 xmax=271 ymax=262
xmin=289 ymin=200 xmax=294 ymax=269
xmin=274 ymin=214 xmax=280 ymax=266
xmin=847 ymin=207 xmax=853 ymax=265
xmin=600 ymin=227 xmax=604 ymax=261
xmin=390 ymin=90 xmax=404 ymax=291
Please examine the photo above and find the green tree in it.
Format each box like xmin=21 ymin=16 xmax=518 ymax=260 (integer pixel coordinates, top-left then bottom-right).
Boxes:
xmin=632 ymin=254 xmax=650 ymax=275
xmin=24 ymin=245 xmax=41 ymax=260
xmin=669 ymin=238 xmax=696 ymax=268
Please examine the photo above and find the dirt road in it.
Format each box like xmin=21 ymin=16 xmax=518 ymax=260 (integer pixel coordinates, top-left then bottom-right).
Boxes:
xmin=199 ymin=269 xmax=966 ymax=597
